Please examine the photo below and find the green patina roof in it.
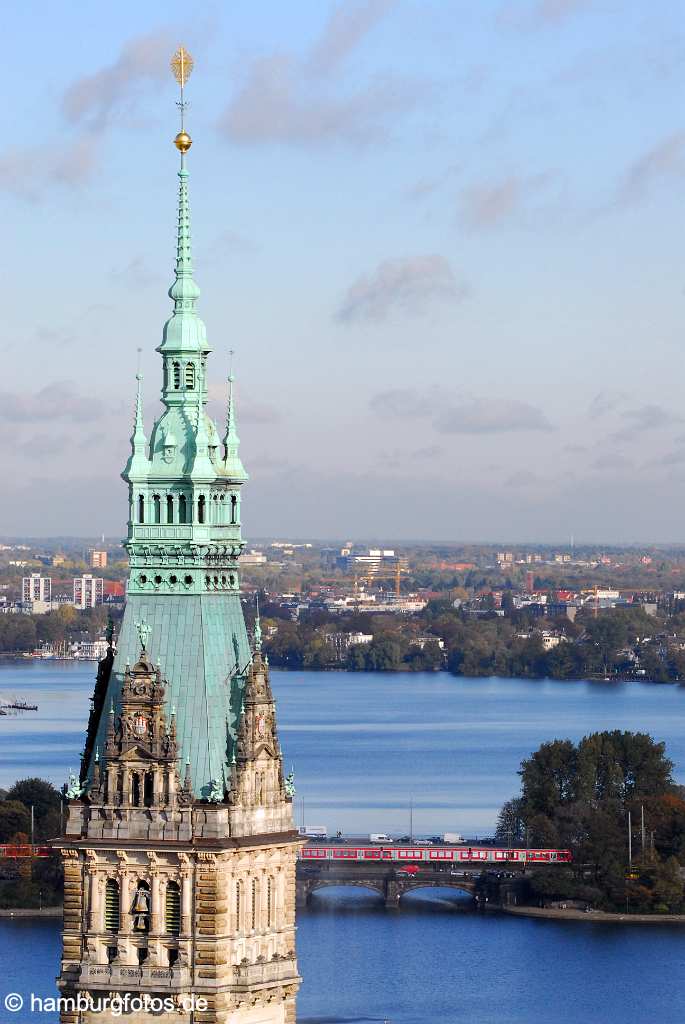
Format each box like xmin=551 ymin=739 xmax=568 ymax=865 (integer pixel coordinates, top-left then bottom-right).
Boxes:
xmin=92 ymin=593 xmax=251 ymax=798
xmin=88 ymin=119 xmax=255 ymax=801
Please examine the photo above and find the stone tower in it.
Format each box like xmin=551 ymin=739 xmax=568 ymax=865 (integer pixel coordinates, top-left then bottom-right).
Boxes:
xmin=55 ymin=47 xmax=301 ymax=1024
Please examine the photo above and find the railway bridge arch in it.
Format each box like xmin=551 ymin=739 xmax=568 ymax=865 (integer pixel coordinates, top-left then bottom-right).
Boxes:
xmin=297 ymin=871 xmax=479 ymax=910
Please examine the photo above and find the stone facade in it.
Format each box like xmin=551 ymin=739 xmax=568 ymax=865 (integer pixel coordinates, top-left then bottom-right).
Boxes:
xmin=57 ymin=649 xmax=301 ymax=1023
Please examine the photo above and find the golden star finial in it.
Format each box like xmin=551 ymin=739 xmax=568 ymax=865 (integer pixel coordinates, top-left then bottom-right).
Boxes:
xmin=171 ymin=46 xmax=195 ymax=154
xmin=171 ymin=46 xmax=194 ymax=89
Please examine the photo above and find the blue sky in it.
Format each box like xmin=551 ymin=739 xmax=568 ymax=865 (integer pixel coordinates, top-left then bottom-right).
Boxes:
xmin=3 ymin=0 xmax=685 ymax=542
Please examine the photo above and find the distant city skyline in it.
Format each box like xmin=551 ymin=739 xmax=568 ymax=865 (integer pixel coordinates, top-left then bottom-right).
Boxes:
xmin=4 ymin=1 xmax=685 ymax=542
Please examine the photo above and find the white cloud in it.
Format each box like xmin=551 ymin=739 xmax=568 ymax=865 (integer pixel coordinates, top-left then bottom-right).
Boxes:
xmin=219 ymin=1 xmax=424 ymax=147
xmin=336 ymin=255 xmax=467 ymax=323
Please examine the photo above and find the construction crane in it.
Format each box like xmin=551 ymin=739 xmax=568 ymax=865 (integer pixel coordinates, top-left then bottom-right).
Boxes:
xmin=354 ymin=561 xmax=408 ymax=599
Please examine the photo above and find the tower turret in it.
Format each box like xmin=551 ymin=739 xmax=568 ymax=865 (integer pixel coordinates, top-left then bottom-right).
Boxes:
xmin=223 ymin=373 xmax=248 ymax=481
xmin=122 ymin=372 xmax=150 ymax=484
xmin=56 ymin=48 xmax=301 ymax=1024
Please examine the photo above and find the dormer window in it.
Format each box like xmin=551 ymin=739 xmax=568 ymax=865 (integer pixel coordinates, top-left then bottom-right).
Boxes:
xmin=185 ymin=362 xmax=195 ymax=389
xmin=162 ymin=429 xmax=177 ymax=464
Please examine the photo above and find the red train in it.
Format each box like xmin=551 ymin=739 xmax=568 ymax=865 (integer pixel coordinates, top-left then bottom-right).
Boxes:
xmin=299 ymin=845 xmax=572 ymax=864
xmin=0 ymin=845 xmax=50 ymax=859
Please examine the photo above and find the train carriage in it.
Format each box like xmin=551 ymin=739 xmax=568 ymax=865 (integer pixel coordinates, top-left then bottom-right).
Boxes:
xmin=299 ymin=844 xmax=571 ymax=864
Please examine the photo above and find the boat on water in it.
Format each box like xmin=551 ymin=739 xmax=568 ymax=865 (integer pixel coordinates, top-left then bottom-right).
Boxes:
xmin=0 ymin=700 xmax=39 ymax=715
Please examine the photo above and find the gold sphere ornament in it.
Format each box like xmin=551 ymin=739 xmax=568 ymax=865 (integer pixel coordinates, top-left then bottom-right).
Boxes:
xmin=174 ymin=131 xmax=192 ymax=153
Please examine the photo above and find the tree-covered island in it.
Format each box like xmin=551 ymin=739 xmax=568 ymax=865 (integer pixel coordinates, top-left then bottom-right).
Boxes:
xmin=496 ymin=731 xmax=685 ymax=913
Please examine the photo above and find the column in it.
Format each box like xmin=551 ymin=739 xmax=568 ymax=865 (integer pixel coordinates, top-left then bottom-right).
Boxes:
xmin=106 ymin=767 xmax=117 ymax=805
xmin=150 ymin=872 xmax=161 ymax=934
xmin=181 ymin=871 xmax=192 ymax=935
xmin=87 ymin=869 xmax=98 ymax=931
xmin=119 ymin=873 xmax=130 ymax=934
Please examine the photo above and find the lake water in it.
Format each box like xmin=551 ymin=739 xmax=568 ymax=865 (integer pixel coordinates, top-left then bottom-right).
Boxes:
xmin=3 ymin=661 xmax=685 ymax=834
xmin=2 ymin=662 xmax=685 ymax=1022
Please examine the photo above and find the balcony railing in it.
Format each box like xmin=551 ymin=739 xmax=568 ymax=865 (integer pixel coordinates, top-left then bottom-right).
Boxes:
xmin=79 ymin=963 xmax=190 ymax=990
xmin=232 ymin=959 xmax=299 ymax=990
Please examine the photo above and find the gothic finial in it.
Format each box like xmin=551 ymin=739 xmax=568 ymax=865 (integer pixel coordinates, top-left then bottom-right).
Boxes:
xmin=253 ymin=594 xmax=262 ymax=653
xmin=223 ymin=363 xmax=248 ymax=481
xmin=122 ymin=368 xmax=150 ymax=482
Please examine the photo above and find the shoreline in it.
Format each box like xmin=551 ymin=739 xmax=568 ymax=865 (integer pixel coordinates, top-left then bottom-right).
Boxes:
xmin=500 ymin=905 xmax=685 ymax=925
xmin=0 ymin=907 xmax=62 ymax=918
xmin=3 ymin=904 xmax=685 ymax=925
xmin=0 ymin=655 xmax=680 ymax=684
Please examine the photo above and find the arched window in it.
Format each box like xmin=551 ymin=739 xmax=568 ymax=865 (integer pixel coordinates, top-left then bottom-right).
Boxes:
xmin=185 ymin=362 xmax=195 ymax=389
xmin=105 ymin=879 xmax=120 ymax=932
xmin=172 ymin=362 xmax=181 ymax=390
xmin=230 ymin=495 xmax=237 ymax=525
xmin=153 ymin=495 xmax=161 ymax=524
xmin=165 ymin=882 xmax=181 ymax=936
xmin=178 ymin=495 xmax=187 ymax=524
xmin=138 ymin=495 xmax=145 ymax=524
xmin=251 ymin=878 xmax=258 ymax=931
xmin=198 ymin=495 xmax=206 ymax=524
xmin=132 ymin=880 xmax=150 ymax=933
xmin=267 ymin=876 xmax=273 ymax=929
xmin=235 ymin=880 xmax=242 ymax=931
xmin=166 ymin=495 xmax=174 ymax=524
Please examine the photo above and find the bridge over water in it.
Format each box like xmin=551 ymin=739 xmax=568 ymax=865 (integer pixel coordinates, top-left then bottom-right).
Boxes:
xmin=296 ymin=841 xmax=568 ymax=910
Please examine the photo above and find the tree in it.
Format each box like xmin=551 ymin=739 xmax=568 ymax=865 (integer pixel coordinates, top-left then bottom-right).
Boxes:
xmin=495 ymin=798 xmax=525 ymax=845
xmin=500 ymin=731 xmax=681 ymax=911
xmin=0 ymin=801 xmax=31 ymax=842
xmin=519 ymin=740 xmax=577 ymax=818
xmin=575 ymin=732 xmax=673 ymax=805
xmin=5 ymin=778 xmax=61 ymax=840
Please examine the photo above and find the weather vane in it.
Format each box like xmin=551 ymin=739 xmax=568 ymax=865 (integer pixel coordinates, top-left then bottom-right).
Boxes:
xmin=170 ymin=45 xmax=194 ymax=156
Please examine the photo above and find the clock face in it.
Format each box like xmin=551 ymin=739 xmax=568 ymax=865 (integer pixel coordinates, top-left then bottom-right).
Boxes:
xmin=134 ymin=714 xmax=148 ymax=737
